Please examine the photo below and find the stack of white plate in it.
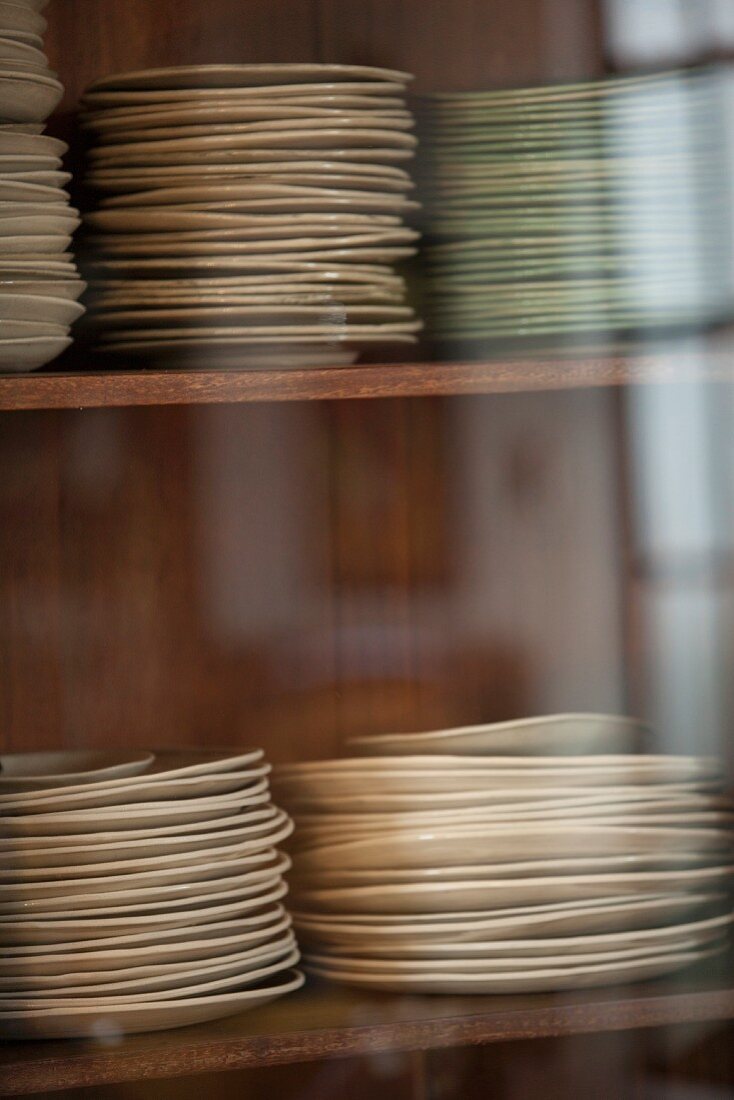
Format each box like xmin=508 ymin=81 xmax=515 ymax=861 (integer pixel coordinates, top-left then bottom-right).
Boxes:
xmin=0 ymin=0 xmax=84 ymax=372
xmin=0 ymin=749 xmax=303 ymax=1039
xmin=79 ymin=63 xmax=422 ymax=369
xmin=274 ymin=714 xmax=734 ymax=994
xmin=422 ymin=69 xmax=731 ymax=347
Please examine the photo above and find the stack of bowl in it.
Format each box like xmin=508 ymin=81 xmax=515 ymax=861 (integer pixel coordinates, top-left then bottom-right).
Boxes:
xmin=78 ymin=63 xmax=421 ymax=369
xmin=0 ymin=748 xmax=303 ymax=1039
xmin=274 ymin=714 xmax=734 ymax=994
xmin=0 ymin=0 xmax=85 ymax=372
xmin=421 ymin=68 xmax=731 ymax=348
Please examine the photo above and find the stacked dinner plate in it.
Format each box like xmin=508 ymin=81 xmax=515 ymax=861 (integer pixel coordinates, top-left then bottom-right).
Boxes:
xmin=0 ymin=0 xmax=85 ymax=372
xmin=273 ymin=714 xmax=734 ymax=994
xmin=422 ymin=68 xmax=732 ymax=347
xmin=0 ymin=748 xmax=303 ymax=1039
xmin=79 ymin=63 xmax=422 ymax=369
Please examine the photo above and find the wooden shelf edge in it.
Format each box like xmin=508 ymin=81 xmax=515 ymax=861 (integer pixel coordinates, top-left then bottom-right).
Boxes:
xmin=0 ymin=349 xmax=732 ymax=411
xmin=3 ymin=981 xmax=734 ymax=1096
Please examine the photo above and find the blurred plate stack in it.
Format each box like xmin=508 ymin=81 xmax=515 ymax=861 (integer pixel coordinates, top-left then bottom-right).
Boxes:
xmin=0 ymin=0 xmax=85 ymax=372
xmin=79 ymin=63 xmax=422 ymax=369
xmin=274 ymin=714 xmax=734 ymax=994
xmin=421 ymin=68 xmax=733 ymax=348
xmin=0 ymin=749 xmax=303 ymax=1039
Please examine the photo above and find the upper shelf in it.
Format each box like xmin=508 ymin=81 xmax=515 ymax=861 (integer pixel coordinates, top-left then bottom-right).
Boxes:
xmin=2 ymin=963 xmax=733 ymax=1096
xmin=0 ymin=340 xmax=733 ymax=411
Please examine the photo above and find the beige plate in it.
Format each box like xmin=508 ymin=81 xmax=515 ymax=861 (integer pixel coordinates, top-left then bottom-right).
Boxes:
xmin=0 ymin=179 xmax=68 ymax=202
xmin=0 ymin=36 xmax=47 ymax=62
xmin=0 ymin=812 xmax=294 ymax=867
xmin=0 ymin=169 xmax=69 ymax=186
xmin=89 ymin=128 xmax=417 ymax=165
xmin=86 ymin=209 xmax=403 ymax=232
xmin=0 ymin=335 xmax=70 ymax=371
xmin=0 ymin=789 xmax=276 ymax=834
xmin=348 ymin=713 xmax=648 ymax=756
xmin=100 ymin=344 xmax=360 ymax=369
xmin=101 ymin=181 xmax=415 ymax=208
xmin=0 ymin=233 xmax=71 ymax=253
xmin=0 ymin=748 xmax=265 ymax=802
xmin=0 ymin=844 xmax=283 ymax=897
xmin=0 ymin=968 xmax=305 ymax=1039
xmin=0 ymin=879 xmax=290 ymax=945
xmin=0 ymin=131 xmax=64 ymax=155
xmin=0 ymin=947 xmax=300 ymax=1006
xmin=89 ymin=250 xmax=416 ymax=274
xmin=98 ymin=322 xmax=421 ymax=342
xmin=0 ymin=278 xmax=85 ymax=300
xmin=304 ymin=911 xmax=734 ymax=960
xmin=0 ymin=751 xmax=154 ymax=789
xmin=0 ymin=74 xmax=62 ymax=123
xmin=0 ymin=2 xmax=45 ymax=34
xmin=0 ymin=856 xmax=291 ymax=916
xmin=305 ymin=948 xmax=717 ymax=994
xmin=88 ymin=64 xmax=411 ymax=92
xmin=0 ymin=910 xmax=293 ymax=978
xmin=293 ymin=891 xmax=724 ymax=938
xmin=295 ymin=866 xmax=734 ymax=914
xmin=0 ymin=769 xmax=270 ymax=812
xmin=89 ymin=229 xmax=417 ymax=254
xmin=0 ymin=859 xmax=292 ymax=922
xmin=0 ymin=794 xmax=279 ymax=842
xmin=1 ymin=906 xmax=288 ymax=961
xmin=81 ymin=81 xmax=408 ymax=107
xmin=295 ymin=822 xmax=733 ymax=872
xmin=0 ymin=292 xmax=83 ymax=324
xmin=87 ymin=156 xmax=412 ymax=183
xmin=92 ymin=287 xmax=404 ymax=308
xmin=93 ymin=305 xmax=415 ymax=328
xmin=92 ymin=267 xmax=403 ymax=289
xmin=2 ymin=935 xmax=299 ymax=998
xmin=0 ymin=213 xmax=79 ymax=235
xmin=0 ymin=838 xmax=287 ymax=884
xmin=86 ymin=107 xmax=411 ymax=138
xmin=307 ymin=934 xmax=725 ymax=974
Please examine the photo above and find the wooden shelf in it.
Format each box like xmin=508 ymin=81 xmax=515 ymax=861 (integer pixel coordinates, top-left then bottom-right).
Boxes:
xmin=2 ymin=963 xmax=734 ymax=1096
xmin=0 ymin=343 xmax=733 ymax=411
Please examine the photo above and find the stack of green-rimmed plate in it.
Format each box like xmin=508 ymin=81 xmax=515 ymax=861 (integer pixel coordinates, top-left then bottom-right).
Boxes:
xmin=422 ymin=68 xmax=732 ymax=347
xmin=79 ymin=64 xmax=422 ymax=369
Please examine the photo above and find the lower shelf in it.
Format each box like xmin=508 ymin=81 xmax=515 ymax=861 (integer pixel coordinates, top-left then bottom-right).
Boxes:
xmin=2 ymin=960 xmax=734 ymax=1096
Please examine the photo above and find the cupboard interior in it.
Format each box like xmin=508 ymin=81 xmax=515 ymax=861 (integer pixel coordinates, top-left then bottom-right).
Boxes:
xmin=3 ymin=1 xmax=734 ymax=1097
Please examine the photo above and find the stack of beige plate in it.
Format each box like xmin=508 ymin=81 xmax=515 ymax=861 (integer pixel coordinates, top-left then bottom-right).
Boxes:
xmin=0 ymin=0 xmax=84 ymax=372
xmin=0 ymin=748 xmax=303 ymax=1039
xmin=274 ymin=714 xmax=734 ymax=994
xmin=79 ymin=63 xmax=422 ymax=368
xmin=422 ymin=69 xmax=730 ymax=348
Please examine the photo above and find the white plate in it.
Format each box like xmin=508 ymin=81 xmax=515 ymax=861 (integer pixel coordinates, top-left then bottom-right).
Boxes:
xmin=86 ymin=209 xmax=402 ymax=232
xmin=0 ymin=2 xmax=45 ymax=35
xmin=305 ymin=948 xmax=716 ymax=993
xmin=0 ymin=968 xmax=304 ymax=1039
